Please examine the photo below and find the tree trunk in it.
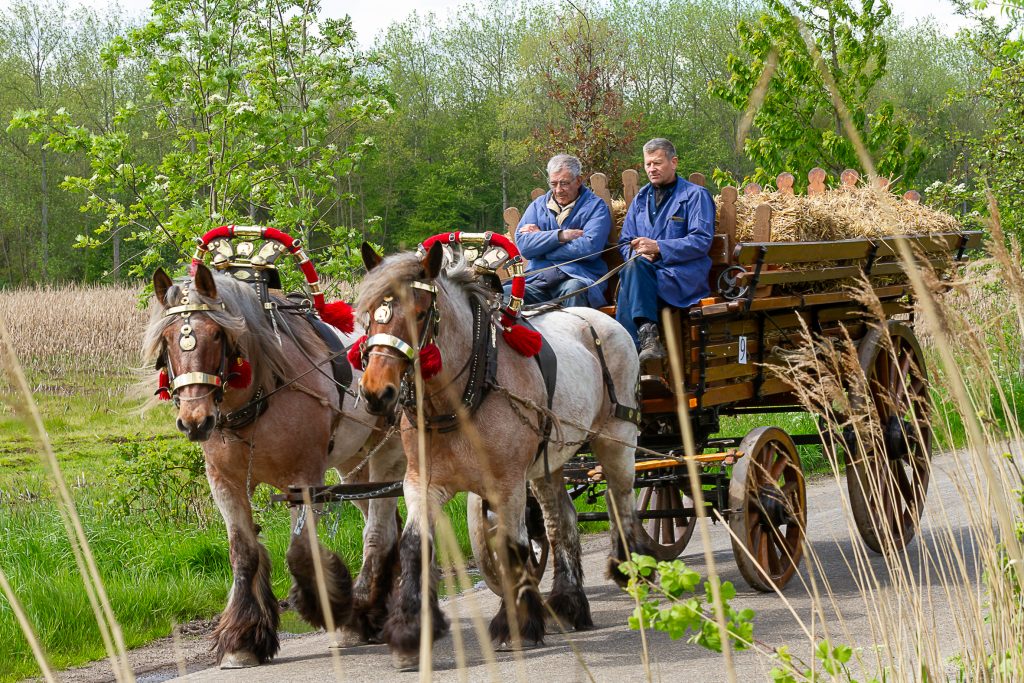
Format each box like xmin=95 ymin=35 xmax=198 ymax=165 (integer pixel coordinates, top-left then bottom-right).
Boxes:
xmin=39 ymin=143 xmax=49 ymax=280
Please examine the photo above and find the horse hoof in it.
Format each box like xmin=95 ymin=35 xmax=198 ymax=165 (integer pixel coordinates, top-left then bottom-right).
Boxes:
xmin=220 ymin=650 xmax=260 ymax=669
xmin=330 ymin=627 xmax=369 ymax=649
xmin=391 ymin=650 xmax=419 ymax=672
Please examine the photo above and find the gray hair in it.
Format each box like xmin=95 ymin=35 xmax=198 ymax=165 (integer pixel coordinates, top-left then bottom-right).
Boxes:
xmin=642 ymin=138 xmax=677 ymax=160
xmin=546 ymin=153 xmax=582 ymax=179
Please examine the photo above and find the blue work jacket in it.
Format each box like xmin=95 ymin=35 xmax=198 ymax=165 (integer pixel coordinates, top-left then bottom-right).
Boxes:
xmin=617 ymin=176 xmax=715 ymax=308
xmin=515 ymin=186 xmax=612 ymax=307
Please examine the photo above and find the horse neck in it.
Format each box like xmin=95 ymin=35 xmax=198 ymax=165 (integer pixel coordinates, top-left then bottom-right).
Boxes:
xmin=425 ymin=282 xmax=476 ymax=400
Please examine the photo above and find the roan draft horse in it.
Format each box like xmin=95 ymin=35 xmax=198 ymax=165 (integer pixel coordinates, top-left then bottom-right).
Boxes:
xmin=143 ymin=262 xmax=404 ymax=668
xmin=355 ymin=237 xmax=650 ymax=669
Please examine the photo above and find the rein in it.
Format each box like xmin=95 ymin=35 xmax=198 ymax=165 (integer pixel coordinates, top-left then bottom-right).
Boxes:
xmin=521 ymin=253 xmax=641 ymax=310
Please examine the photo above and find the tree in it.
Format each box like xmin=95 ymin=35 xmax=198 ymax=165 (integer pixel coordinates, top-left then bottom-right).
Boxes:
xmin=538 ymin=7 xmax=641 ymax=177
xmin=951 ymin=1 xmax=1024 ymax=238
xmin=711 ymin=0 xmax=925 ymax=189
xmin=10 ymin=0 xmax=391 ymax=280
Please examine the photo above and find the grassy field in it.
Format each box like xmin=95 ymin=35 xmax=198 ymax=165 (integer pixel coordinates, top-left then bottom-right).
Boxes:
xmin=2 ymin=274 xmax=1023 ymax=681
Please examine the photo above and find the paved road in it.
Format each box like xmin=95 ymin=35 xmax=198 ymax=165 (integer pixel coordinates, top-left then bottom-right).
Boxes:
xmin=170 ymin=455 xmax=978 ymax=682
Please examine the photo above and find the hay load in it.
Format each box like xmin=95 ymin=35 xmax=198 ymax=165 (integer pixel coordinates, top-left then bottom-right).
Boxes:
xmin=720 ymin=184 xmax=963 ymax=243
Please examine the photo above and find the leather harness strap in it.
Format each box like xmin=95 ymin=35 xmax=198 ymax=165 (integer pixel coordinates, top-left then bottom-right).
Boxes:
xmin=586 ymin=324 xmax=642 ymax=425
xmin=519 ymin=315 xmax=558 ymax=479
xmin=303 ymin=310 xmax=354 ymax=410
xmin=402 ymin=296 xmax=496 ymax=433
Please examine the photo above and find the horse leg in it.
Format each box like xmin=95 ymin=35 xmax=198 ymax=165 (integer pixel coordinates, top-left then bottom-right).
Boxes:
xmin=285 ymin=504 xmax=355 ymax=636
xmin=339 ymin=496 xmax=401 ymax=646
xmin=208 ymin=475 xmax=279 ymax=668
xmin=487 ymin=484 xmax=546 ymax=649
xmin=381 ymin=482 xmax=449 ymax=671
xmin=530 ymin=475 xmax=593 ymax=632
xmin=593 ymin=432 xmax=651 ymax=585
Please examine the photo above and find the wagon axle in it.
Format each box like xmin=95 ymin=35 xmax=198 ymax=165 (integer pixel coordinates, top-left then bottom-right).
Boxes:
xmin=884 ymin=415 xmax=913 ymax=461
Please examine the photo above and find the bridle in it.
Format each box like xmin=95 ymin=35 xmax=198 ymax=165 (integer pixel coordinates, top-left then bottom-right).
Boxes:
xmin=359 ymin=280 xmax=440 ymax=372
xmin=157 ymin=292 xmax=233 ymax=407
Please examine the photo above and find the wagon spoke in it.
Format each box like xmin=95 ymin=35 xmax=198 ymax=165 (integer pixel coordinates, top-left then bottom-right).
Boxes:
xmin=769 ymin=450 xmax=788 ymax=481
xmin=670 ymin=486 xmax=684 ymax=529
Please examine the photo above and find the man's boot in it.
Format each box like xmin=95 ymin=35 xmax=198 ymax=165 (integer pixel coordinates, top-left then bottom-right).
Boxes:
xmin=637 ymin=322 xmax=666 ymax=363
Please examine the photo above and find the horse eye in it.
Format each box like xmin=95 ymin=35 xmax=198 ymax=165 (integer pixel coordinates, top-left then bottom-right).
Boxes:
xmin=416 ymin=310 xmax=427 ymax=322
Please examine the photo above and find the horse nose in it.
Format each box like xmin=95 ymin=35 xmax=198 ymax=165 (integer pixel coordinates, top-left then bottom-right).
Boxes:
xmin=176 ymin=414 xmax=216 ymax=442
xmin=362 ymin=383 xmax=398 ymax=415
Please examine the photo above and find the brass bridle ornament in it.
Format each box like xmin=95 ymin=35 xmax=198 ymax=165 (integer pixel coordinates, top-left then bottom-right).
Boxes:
xmin=156 ymin=291 xmax=234 ymax=405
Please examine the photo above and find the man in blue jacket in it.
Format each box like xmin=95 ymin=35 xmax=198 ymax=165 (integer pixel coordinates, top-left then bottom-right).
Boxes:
xmin=510 ymin=153 xmax=611 ymax=308
xmin=617 ymin=138 xmax=715 ymax=362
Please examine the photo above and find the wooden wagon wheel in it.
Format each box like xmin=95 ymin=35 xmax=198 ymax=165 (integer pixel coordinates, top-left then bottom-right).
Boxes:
xmin=729 ymin=426 xmax=807 ymax=592
xmin=846 ymin=321 xmax=931 ymax=553
xmin=635 ymin=469 xmax=697 ymax=560
xmin=467 ymin=492 xmax=549 ymax=596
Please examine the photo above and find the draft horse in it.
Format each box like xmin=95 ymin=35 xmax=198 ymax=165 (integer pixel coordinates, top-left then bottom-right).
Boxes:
xmin=356 ymin=236 xmax=650 ymax=669
xmin=143 ymin=261 xmax=404 ymax=667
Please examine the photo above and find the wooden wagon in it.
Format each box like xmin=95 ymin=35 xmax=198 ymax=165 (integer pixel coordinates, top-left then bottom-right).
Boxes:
xmin=276 ymin=168 xmax=981 ymax=594
xmin=490 ymin=167 xmax=982 ymax=592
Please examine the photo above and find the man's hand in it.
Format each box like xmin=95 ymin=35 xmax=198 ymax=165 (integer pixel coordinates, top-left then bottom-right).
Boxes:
xmin=519 ymin=224 xmax=540 ymax=234
xmin=559 ymin=228 xmax=584 ymax=242
xmin=630 ymin=236 xmax=660 ymax=261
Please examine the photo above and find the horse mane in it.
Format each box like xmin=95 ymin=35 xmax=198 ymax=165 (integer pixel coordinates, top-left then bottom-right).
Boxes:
xmin=356 ymin=252 xmax=494 ymax=318
xmin=141 ymin=271 xmax=326 ymax=403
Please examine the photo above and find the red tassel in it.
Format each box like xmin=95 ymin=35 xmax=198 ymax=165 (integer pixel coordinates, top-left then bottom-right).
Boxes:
xmin=502 ymin=324 xmax=542 ymax=357
xmin=419 ymin=343 xmax=443 ymax=380
xmin=227 ymin=357 xmax=252 ymax=389
xmin=156 ymin=370 xmax=171 ymax=401
xmin=347 ymin=334 xmax=367 ymax=370
xmin=320 ymin=301 xmax=355 ymax=334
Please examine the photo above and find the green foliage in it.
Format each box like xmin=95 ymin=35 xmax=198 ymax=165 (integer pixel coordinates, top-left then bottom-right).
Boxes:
xmin=8 ymin=0 xmax=391 ymax=280
xmin=618 ymin=553 xmax=754 ymax=652
xmin=97 ymin=439 xmax=212 ymax=528
xmin=769 ymin=641 xmax=880 ymax=682
xmin=948 ymin=0 xmax=1024 ymax=242
xmin=711 ymin=0 xmax=924 ymax=189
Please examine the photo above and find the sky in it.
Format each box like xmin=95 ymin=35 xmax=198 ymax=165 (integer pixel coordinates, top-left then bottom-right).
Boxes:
xmin=339 ymin=0 xmax=975 ymax=45
xmin=18 ymin=0 xmax=979 ymax=46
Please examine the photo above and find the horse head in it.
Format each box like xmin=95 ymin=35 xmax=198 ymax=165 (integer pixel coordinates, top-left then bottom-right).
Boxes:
xmin=356 ymin=241 xmax=445 ymax=416
xmin=150 ymin=263 xmax=242 ymax=441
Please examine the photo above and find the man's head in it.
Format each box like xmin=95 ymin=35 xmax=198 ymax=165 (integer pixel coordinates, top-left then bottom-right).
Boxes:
xmin=546 ymin=153 xmax=584 ymax=206
xmin=642 ymin=138 xmax=679 ymax=187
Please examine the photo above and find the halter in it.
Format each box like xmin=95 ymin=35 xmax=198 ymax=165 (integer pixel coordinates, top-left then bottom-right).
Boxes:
xmin=359 ymin=280 xmax=440 ymax=370
xmin=157 ymin=293 xmax=232 ymax=405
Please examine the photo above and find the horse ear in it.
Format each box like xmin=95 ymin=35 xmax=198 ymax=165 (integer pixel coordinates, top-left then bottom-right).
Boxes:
xmin=153 ymin=268 xmax=173 ymax=307
xmin=422 ymin=241 xmax=444 ymax=280
xmin=361 ymin=242 xmax=382 ymax=271
xmin=193 ymin=263 xmax=217 ymax=299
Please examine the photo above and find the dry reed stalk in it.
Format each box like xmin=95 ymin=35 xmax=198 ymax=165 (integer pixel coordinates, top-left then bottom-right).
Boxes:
xmin=433 ymin=513 xmax=502 ymax=682
xmin=662 ymin=310 xmax=737 ymax=682
xmin=0 ymin=311 xmax=135 ymax=683
xmin=0 ymin=566 xmax=56 ymax=682
xmin=300 ymin=487 xmax=346 ymax=682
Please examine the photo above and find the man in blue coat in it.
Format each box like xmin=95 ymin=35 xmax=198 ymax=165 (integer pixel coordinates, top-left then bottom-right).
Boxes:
xmin=510 ymin=153 xmax=611 ymax=308
xmin=617 ymin=138 xmax=715 ymax=362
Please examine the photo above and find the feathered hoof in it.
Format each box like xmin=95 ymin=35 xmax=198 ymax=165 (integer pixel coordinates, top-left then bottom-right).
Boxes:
xmin=220 ymin=650 xmax=260 ymax=669
xmin=330 ymin=626 xmax=370 ymax=649
xmin=391 ymin=649 xmax=419 ymax=672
